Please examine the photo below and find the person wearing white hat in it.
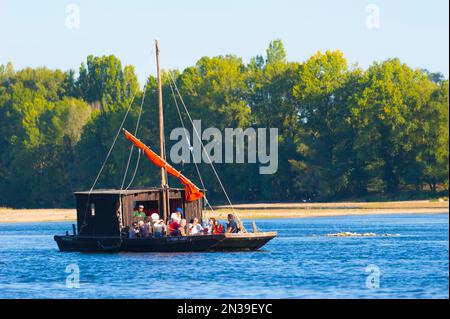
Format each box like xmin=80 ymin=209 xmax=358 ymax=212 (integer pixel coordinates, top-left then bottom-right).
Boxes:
xmin=151 ymin=213 xmax=165 ymax=238
xmin=168 ymin=213 xmax=181 ymax=236
xmin=151 ymin=213 xmax=160 ymax=223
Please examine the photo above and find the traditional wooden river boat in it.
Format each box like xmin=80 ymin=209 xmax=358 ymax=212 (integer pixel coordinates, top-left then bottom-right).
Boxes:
xmin=54 ymin=188 xmax=276 ymax=252
xmin=54 ymin=41 xmax=277 ymax=252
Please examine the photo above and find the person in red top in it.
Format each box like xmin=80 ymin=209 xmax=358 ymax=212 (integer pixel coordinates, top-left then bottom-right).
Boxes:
xmin=168 ymin=213 xmax=180 ymax=236
xmin=212 ymin=218 xmax=224 ymax=234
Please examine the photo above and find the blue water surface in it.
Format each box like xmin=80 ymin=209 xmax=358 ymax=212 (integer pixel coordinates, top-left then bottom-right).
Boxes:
xmin=0 ymin=214 xmax=448 ymax=299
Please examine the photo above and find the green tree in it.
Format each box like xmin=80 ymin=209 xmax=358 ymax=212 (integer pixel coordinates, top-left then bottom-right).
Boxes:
xmin=291 ymin=50 xmax=353 ymax=198
xmin=0 ymin=65 xmax=91 ymax=207
xmin=352 ymin=59 xmax=436 ymax=193
xmin=415 ymin=81 xmax=449 ymax=190
xmin=76 ymin=55 xmax=139 ymax=110
xmin=246 ymin=40 xmax=300 ymax=200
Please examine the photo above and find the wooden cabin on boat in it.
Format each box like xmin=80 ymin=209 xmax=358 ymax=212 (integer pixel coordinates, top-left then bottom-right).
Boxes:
xmin=74 ymin=188 xmax=203 ymax=237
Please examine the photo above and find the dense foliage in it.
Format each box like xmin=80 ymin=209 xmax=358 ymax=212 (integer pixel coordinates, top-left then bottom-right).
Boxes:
xmin=0 ymin=41 xmax=448 ymax=208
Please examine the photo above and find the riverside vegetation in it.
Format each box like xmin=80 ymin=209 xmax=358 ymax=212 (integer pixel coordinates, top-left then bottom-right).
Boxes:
xmin=0 ymin=40 xmax=448 ymax=208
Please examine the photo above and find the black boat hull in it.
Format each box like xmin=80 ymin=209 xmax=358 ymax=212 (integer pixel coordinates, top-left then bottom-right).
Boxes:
xmin=54 ymin=232 xmax=277 ymax=253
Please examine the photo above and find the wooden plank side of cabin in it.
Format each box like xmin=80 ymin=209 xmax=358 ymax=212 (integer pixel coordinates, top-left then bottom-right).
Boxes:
xmin=76 ymin=193 xmax=120 ymax=236
xmin=121 ymin=194 xmax=134 ymax=228
xmin=184 ymin=197 xmax=203 ymax=223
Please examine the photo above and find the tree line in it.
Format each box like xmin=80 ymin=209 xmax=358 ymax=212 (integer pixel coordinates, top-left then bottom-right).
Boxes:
xmin=0 ymin=40 xmax=448 ymax=208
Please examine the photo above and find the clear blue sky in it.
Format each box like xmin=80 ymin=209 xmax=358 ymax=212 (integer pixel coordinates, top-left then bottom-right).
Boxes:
xmin=1 ymin=0 xmax=448 ymax=85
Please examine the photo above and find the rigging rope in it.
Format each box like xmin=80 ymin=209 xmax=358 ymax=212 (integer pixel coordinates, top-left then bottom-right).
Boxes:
xmin=89 ymin=88 xmax=139 ymax=192
xmin=80 ymin=86 xmax=140 ymax=230
xmin=167 ymin=73 xmax=246 ymax=231
xmin=168 ymin=77 xmax=217 ymax=216
xmin=121 ymin=47 xmax=155 ymax=192
xmin=121 ymin=82 xmax=148 ymax=191
xmin=125 ymin=149 xmax=141 ymax=190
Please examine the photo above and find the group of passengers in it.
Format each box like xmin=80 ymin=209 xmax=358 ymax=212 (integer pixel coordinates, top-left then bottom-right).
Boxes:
xmin=128 ymin=205 xmax=240 ymax=239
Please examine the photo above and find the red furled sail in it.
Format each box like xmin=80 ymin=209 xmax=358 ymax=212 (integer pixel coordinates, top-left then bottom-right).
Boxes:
xmin=123 ymin=129 xmax=204 ymax=202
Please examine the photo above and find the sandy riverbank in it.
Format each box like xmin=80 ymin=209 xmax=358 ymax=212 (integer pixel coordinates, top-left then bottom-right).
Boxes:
xmin=0 ymin=200 xmax=448 ymax=223
xmin=208 ymin=200 xmax=449 ymax=219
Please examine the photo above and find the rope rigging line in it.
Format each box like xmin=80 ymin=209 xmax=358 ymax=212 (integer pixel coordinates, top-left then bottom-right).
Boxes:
xmin=121 ymin=47 xmax=155 ymax=192
xmin=89 ymin=87 xmax=139 ymax=193
xmin=167 ymin=78 xmax=206 ymax=189
xmin=120 ymin=82 xmax=148 ymax=191
xmin=80 ymin=85 xmax=140 ymax=230
xmin=125 ymin=149 xmax=141 ymax=190
xmin=167 ymin=73 xmax=246 ymax=231
xmin=168 ymin=77 xmax=217 ymax=215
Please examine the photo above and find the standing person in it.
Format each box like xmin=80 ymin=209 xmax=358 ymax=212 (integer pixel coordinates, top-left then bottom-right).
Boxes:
xmin=226 ymin=214 xmax=239 ymax=233
xmin=168 ymin=213 xmax=180 ymax=236
xmin=133 ymin=205 xmax=146 ymax=222
xmin=151 ymin=213 xmax=165 ymax=238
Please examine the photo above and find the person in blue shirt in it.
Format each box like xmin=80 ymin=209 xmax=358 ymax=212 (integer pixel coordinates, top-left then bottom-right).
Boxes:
xmin=226 ymin=214 xmax=239 ymax=233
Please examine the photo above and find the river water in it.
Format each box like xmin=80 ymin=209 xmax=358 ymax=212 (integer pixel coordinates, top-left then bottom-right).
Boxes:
xmin=0 ymin=214 xmax=448 ymax=299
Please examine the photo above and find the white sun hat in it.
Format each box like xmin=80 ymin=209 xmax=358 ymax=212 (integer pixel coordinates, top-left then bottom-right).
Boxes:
xmin=171 ymin=212 xmax=178 ymax=221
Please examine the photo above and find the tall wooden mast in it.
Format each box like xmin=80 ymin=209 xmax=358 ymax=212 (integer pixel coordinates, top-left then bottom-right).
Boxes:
xmin=155 ymin=40 xmax=168 ymax=220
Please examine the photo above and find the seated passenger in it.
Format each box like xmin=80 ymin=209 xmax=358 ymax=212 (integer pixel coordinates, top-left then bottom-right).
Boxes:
xmin=204 ymin=218 xmax=214 ymax=235
xmin=178 ymin=219 xmax=187 ymax=237
xmin=188 ymin=221 xmax=194 ymax=235
xmin=176 ymin=207 xmax=184 ymax=219
xmin=141 ymin=217 xmax=152 ymax=238
xmin=226 ymin=214 xmax=239 ymax=233
xmin=213 ymin=219 xmax=224 ymax=234
xmin=129 ymin=222 xmax=140 ymax=239
xmin=190 ymin=218 xmax=204 ymax=235
xmin=151 ymin=213 xmax=165 ymax=238
xmin=206 ymin=218 xmax=224 ymax=234
xmin=168 ymin=213 xmax=180 ymax=236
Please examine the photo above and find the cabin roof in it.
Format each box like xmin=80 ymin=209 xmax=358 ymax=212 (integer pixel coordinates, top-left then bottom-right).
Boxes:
xmin=74 ymin=188 xmax=185 ymax=196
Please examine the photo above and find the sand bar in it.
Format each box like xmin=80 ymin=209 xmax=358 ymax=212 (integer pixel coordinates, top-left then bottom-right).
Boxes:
xmin=0 ymin=200 xmax=447 ymax=223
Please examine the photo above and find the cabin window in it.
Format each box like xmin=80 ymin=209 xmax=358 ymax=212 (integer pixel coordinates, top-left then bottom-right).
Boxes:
xmin=90 ymin=203 xmax=96 ymax=217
